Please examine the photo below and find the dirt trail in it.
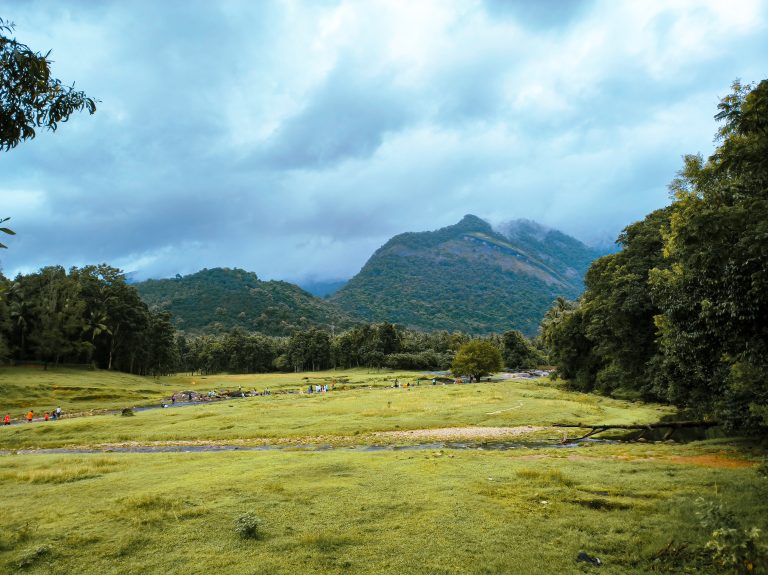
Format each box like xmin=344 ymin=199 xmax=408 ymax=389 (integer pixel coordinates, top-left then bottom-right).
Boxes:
xmin=372 ymin=426 xmax=546 ymax=440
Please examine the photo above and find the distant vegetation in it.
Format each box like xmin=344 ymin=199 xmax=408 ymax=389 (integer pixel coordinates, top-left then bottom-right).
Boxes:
xmin=542 ymin=80 xmax=768 ymax=436
xmin=132 ymin=218 xmax=602 ymax=338
xmin=330 ymin=214 xmax=601 ymax=335
xmin=178 ymin=323 xmax=541 ymax=375
xmin=135 ymin=268 xmax=356 ymax=336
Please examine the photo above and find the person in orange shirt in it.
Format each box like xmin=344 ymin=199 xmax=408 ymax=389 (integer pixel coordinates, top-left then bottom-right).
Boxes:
xmin=3 ymin=414 xmax=10 ymax=425
xmin=26 ymin=410 xmax=34 ymax=422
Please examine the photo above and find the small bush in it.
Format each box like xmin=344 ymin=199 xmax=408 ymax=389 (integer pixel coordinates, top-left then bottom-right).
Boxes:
xmin=234 ymin=513 xmax=263 ymax=540
xmin=696 ymin=498 xmax=765 ymax=574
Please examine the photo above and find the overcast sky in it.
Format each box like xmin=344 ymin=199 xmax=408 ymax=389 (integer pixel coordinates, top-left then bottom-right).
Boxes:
xmin=2 ymin=0 xmax=767 ymax=283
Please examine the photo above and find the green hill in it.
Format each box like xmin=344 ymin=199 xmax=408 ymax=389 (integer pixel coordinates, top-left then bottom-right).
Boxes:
xmin=135 ymin=268 xmax=356 ymax=336
xmin=329 ymin=215 xmax=601 ymax=335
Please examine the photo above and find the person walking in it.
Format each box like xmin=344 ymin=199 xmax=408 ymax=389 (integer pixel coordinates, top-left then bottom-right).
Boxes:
xmin=55 ymin=406 xmax=62 ymax=419
xmin=3 ymin=414 xmax=10 ymax=425
xmin=26 ymin=410 xmax=34 ymax=422
xmin=44 ymin=412 xmax=50 ymax=421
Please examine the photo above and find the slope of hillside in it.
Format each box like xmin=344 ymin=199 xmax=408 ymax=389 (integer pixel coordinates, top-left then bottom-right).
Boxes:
xmin=135 ymin=268 xmax=356 ymax=336
xmin=330 ymin=215 xmax=601 ymax=335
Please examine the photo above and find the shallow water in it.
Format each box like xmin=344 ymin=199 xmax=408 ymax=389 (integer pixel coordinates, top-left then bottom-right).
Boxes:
xmin=1 ymin=438 xmax=615 ymax=456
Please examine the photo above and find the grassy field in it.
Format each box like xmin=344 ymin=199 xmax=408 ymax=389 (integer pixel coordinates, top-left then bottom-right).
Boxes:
xmin=1 ymin=367 xmax=765 ymax=574
xmin=0 ymin=366 xmax=448 ymax=417
xmin=1 ymin=369 xmax=673 ymax=449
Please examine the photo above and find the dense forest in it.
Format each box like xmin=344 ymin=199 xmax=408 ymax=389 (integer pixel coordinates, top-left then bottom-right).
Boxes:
xmin=178 ymin=323 xmax=542 ymax=375
xmin=0 ymin=265 xmax=177 ymax=375
xmin=541 ymin=80 xmax=768 ymax=435
xmin=0 ymin=264 xmax=542 ymax=376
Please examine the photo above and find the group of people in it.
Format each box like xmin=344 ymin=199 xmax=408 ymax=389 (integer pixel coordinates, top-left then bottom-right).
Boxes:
xmin=3 ymin=406 xmax=62 ymax=425
xmin=306 ymin=383 xmax=332 ymax=393
xmin=393 ymin=378 xmax=417 ymax=389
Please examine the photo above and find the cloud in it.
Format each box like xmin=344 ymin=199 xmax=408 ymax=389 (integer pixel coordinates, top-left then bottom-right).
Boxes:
xmin=1 ymin=0 xmax=767 ymax=283
xmin=254 ymin=62 xmax=416 ymax=169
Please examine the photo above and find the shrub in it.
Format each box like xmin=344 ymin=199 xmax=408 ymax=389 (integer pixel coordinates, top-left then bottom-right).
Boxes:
xmin=234 ymin=513 xmax=263 ymax=540
xmin=696 ymin=498 xmax=765 ymax=574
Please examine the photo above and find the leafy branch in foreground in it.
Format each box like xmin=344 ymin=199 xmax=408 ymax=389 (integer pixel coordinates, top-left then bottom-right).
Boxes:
xmin=1 ymin=17 xmax=97 ymax=151
xmin=0 ymin=216 xmax=14 ymax=248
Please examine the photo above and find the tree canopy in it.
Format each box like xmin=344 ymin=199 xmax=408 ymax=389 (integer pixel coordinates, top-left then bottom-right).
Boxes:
xmin=451 ymin=340 xmax=502 ymax=381
xmin=541 ymin=79 xmax=768 ymax=434
xmin=1 ymin=17 xmax=96 ymax=151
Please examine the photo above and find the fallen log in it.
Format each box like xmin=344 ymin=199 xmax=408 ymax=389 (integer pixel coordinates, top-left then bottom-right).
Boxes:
xmin=552 ymin=421 xmax=719 ymax=441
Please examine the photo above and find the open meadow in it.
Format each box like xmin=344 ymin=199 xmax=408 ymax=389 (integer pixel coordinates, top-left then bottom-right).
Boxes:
xmin=1 ymin=368 xmax=766 ymax=574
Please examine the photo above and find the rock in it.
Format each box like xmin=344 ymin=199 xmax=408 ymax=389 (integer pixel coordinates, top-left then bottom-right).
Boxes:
xmin=576 ymin=551 xmax=601 ymax=566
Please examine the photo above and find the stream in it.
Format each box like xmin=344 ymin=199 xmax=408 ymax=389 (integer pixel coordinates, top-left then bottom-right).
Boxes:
xmin=1 ymin=438 xmax=616 ymax=456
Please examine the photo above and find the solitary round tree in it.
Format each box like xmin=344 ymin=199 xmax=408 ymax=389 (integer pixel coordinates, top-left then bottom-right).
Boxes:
xmin=451 ymin=340 xmax=502 ymax=382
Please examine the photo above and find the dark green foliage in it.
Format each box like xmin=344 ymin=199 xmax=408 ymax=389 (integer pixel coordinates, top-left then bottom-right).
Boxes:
xmin=331 ymin=322 xmax=404 ymax=368
xmin=1 ymin=18 xmax=96 ymax=151
xmin=288 ymin=328 xmax=331 ymax=371
xmin=176 ymin=322 xmax=465 ymax=375
xmin=501 ymin=329 xmax=543 ymax=370
xmin=330 ymin=215 xmax=601 ymax=336
xmin=542 ymin=80 xmax=768 ymax=434
xmin=577 ymin=208 xmax=671 ymax=396
xmin=451 ymin=340 xmax=503 ymax=381
xmin=540 ymin=297 xmax=597 ymax=390
xmin=135 ymin=268 xmax=356 ymax=337
xmin=234 ymin=513 xmax=263 ymax=540
xmin=695 ymin=499 xmax=765 ymax=574
xmin=0 ymin=265 xmax=177 ymax=375
xmin=384 ymin=351 xmax=452 ymax=370
xmin=650 ymin=80 xmax=768 ymax=431
xmin=178 ymin=329 xmax=284 ymax=375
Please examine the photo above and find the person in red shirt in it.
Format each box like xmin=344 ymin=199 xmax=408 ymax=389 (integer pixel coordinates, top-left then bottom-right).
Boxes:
xmin=3 ymin=414 xmax=10 ymax=425
xmin=44 ymin=412 xmax=49 ymax=421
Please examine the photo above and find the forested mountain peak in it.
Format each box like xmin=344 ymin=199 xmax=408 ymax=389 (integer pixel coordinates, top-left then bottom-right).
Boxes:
xmin=135 ymin=267 xmax=355 ymax=336
xmin=330 ymin=215 xmax=602 ymax=335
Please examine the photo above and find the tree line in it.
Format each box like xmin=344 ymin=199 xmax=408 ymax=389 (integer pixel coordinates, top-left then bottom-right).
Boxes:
xmin=540 ymin=80 xmax=768 ymax=434
xmin=177 ymin=323 xmax=544 ymax=376
xmin=0 ymin=264 xmax=544 ymax=377
xmin=0 ymin=265 xmax=177 ymax=375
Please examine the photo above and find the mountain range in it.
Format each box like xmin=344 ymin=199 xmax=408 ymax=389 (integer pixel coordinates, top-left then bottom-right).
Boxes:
xmin=134 ymin=215 xmax=605 ymax=336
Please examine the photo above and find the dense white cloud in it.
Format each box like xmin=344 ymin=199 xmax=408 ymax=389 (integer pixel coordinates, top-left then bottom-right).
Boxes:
xmin=1 ymin=0 xmax=767 ymax=282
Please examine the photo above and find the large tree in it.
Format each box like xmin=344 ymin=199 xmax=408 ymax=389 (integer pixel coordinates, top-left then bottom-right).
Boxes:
xmin=541 ymin=80 xmax=768 ymax=434
xmin=650 ymin=80 xmax=768 ymax=431
xmin=451 ymin=340 xmax=502 ymax=382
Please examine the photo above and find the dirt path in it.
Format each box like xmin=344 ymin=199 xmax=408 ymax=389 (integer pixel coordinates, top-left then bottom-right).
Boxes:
xmin=372 ymin=426 xmax=547 ymax=440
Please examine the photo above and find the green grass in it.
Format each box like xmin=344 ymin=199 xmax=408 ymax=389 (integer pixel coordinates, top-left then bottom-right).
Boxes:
xmin=0 ymin=367 xmax=176 ymax=416
xmin=1 ymin=367 xmax=765 ymax=574
xmin=0 ymin=374 xmax=673 ymax=449
xmin=0 ymin=444 xmax=765 ymax=574
xmin=0 ymin=366 xmax=446 ymax=419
